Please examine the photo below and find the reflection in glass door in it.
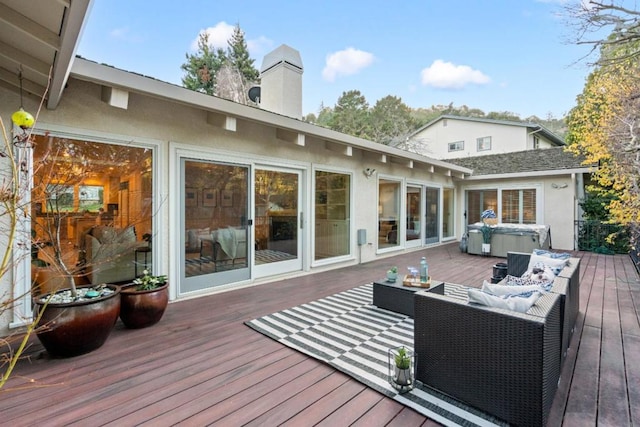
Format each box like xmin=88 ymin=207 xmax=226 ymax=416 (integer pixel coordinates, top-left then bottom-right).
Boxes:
xmin=180 ymin=159 xmax=250 ymax=294
xmin=314 ymin=171 xmax=351 ymax=260
xmin=406 ymin=185 xmax=422 ymax=247
xmin=425 ymin=187 xmax=440 ymax=244
xmin=378 ymin=179 xmax=401 ymax=250
xmin=254 ymin=168 xmax=302 ymax=276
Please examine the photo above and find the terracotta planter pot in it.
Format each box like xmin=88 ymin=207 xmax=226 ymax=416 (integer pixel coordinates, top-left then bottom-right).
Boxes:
xmin=33 ymin=285 xmax=121 ymax=358
xmin=119 ymin=283 xmax=169 ymax=329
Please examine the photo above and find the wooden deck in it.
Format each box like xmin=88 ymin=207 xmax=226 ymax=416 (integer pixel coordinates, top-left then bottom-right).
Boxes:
xmin=1 ymin=243 xmax=639 ymax=426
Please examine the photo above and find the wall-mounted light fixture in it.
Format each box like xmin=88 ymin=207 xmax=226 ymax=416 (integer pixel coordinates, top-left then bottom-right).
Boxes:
xmin=363 ymin=168 xmax=376 ymax=178
xmin=551 ymin=183 xmax=568 ymax=189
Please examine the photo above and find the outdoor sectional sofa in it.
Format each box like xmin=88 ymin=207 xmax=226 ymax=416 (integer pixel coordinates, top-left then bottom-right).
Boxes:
xmin=414 ymin=285 xmax=561 ymax=427
xmin=413 ymin=252 xmax=581 ymax=427
xmin=507 ymin=251 xmax=581 ymax=363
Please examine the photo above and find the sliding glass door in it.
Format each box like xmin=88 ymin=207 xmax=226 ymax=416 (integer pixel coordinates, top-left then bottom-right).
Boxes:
xmin=254 ymin=167 xmax=302 ymax=276
xmin=406 ymin=185 xmax=422 ymax=248
xmin=425 ymin=187 xmax=440 ymax=244
xmin=180 ymin=159 xmax=250 ymax=293
xmin=314 ymin=170 xmax=351 ymax=260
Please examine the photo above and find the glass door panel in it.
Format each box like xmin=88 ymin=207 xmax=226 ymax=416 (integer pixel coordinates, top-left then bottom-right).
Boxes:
xmin=314 ymin=171 xmax=351 ymax=260
xmin=180 ymin=159 xmax=250 ymax=294
xmin=443 ymin=188 xmax=454 ymax=238
xmin=406 ymin=185 xmax=422 ymax=247
xmin=378 ymin=179 xmax=401 ymax=250
xmin=254 ymin=168 xmax=302 ymax=276
xmin=425 ymin=187 xmax=440 ymax=244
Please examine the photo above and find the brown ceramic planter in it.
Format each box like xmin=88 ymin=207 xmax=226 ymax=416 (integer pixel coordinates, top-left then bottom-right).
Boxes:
xmin=33 ymin=285 xmax=121 ymax=358
xmin=119 ymin=283 xmax=169 ymax=329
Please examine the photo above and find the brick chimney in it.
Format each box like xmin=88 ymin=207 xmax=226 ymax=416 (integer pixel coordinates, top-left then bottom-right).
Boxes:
xmin=259 ymin=44 xmax=303 ymax=119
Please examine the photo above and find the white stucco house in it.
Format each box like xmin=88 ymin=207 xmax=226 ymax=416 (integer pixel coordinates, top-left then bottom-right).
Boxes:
xmin=405 ymin=115 xmax=566 ymax=160
xmin=0 ymin=1 xmax=593 ymax=335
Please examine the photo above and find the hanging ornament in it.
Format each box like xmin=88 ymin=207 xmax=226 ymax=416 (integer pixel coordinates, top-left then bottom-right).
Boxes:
xmin=11 ymin=108 xmax=35 ymax=129
xmin=11 ymin=66 xmax=35 ymax=129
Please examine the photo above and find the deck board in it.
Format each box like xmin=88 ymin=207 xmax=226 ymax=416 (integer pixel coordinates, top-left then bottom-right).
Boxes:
xmin=1 ymin=243 xmax=639 ymax=426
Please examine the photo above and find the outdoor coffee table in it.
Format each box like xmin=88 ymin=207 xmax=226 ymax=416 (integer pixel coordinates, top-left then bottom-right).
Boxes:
xmin=373 ymin=279 xmax=444 ymax=317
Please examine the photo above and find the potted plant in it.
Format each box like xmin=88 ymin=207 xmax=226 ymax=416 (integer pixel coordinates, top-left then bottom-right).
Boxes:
xmin=31 ymin=187 xmax=122 ymax=357
xmin=480 ymin=223 xmax=493 ymax=256
xmin=119 ymin=269 xmax=169 ymax=329
xmin=386 ymin=266 xmax=398 ymax=282
xmin=1 ymin=100 xmax=125 ymax=359
xmin=389 ymin=346 xmax=415 ymax=392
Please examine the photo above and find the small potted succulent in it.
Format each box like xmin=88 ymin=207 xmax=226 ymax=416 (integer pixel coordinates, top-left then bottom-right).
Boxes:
xmin=119 ymin=270 xmax=169 ymax=329
xmin=389 ymin=346 xmax=415 ymax=392
xmin=386 ymin=266 xmax=398 ymax=282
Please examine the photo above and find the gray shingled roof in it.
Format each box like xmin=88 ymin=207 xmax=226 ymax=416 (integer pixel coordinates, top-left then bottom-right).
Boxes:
xmin=445 ymin=146 xmax=593 ymax=176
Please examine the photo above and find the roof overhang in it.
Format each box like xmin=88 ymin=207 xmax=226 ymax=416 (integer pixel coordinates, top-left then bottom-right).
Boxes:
xmin=462 ymin=167 xmax=595 ymax=181
xmin=70 ymin=57 xmax=473 ymax=179
xmin=0 ymin=0 xmax=92 ymax=109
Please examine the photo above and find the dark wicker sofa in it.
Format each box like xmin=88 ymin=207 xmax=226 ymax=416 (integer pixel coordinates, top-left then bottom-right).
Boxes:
xmin=507 ymin=251 xmax=581 ymax=363
xmin=414 ymin=284 xmax=562 ymax=427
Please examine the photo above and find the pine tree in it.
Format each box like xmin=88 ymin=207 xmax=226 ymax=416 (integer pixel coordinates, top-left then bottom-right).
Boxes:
xmin=370 ymin=95 xmax=415 ymax=145
xmin=181 ymin=25 xmax=260 ymax=105
xmin=181 ymin=32 xmax=226 ymax=95
xmin=227 ymin=24 xmax=259 ymax=84
xmin=330 ymin=90 xmax=371 ymax=139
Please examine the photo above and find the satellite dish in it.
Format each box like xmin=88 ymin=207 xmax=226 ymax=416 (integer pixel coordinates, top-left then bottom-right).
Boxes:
xmin=248 ymin=86 xmax=261 ymax=103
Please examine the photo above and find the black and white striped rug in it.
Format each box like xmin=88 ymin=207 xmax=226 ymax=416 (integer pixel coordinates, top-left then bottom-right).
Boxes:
xmin=245 ymin=284 xmax=506 ymax=427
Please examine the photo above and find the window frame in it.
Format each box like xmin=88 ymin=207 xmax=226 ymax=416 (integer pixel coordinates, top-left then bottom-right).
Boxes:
xmin=476 ymin=136 xmax=491 ymax=152
xmin=448 ymin=141 xmax=464 ymax=152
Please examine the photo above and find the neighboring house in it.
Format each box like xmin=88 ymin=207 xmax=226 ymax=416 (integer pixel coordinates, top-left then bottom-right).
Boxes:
xmin=0 ymin=2 xmax=592 ymax=335
xmin=403 ymin=115 xmax=565 ymax=160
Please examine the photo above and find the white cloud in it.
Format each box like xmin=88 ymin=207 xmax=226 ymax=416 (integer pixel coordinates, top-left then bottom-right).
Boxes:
xmin=189 ymin=22 xmax=272 ymax=62
xmin=322 ymin=48 xmax=375 ymax=82
xmin=420 ymin=60 xmax=491 ymax=89
xmin=190 ymin=21 xmax=235 ymax=51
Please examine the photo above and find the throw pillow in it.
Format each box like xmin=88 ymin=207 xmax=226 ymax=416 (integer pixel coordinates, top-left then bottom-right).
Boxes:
xmin=526 ymin=253 xmax=568 ymax=276
xmin=468 ymin=288 xmax=542 ymax=313
xmin=533 ymin=249 xmax=571 ymax=260
xmin=482 ymin=280 xmax=546 ymax=297
xmin=93 ymin=226 xmax=117 ymax=244
xmin=186 ymin=227 xmax=210 ymax=251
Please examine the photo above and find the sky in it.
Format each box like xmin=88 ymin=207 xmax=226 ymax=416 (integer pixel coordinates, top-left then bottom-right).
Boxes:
xmin=76 ymin=0 xmax=599 ymax=120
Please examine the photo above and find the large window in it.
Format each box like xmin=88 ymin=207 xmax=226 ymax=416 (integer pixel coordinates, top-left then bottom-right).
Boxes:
xmin=31 ymin=135 xmax=153 ymax=287
xmin=467 ymin=190 xmax=497 ymax=224
xmin=467 ymin=188 xmax=537 ymax=225
xmin=502 ymin=189 xmax=536 ymax=224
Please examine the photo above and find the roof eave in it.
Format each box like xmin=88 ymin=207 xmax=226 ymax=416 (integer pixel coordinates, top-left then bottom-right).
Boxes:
xmin=47 ymin=0 xmax=93 ymax=109
xmin=463 ymin=167 xmax=595 ymax=181
xmin=69 ymin=57 xmax=473 ymax=177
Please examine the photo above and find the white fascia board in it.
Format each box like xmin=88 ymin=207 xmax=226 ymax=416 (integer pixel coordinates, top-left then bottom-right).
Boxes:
xmin=47 ymin=0 xmax=94 ymax=109
xmin=463 ymin=167 xmax=594 ymax=181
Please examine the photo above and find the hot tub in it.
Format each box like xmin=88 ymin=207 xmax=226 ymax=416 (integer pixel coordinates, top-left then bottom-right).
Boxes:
xmin=467 ymin=223 xmax=551 ymax=257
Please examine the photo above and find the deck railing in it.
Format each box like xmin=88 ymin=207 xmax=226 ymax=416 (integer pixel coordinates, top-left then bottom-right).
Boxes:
xmin=574 ymin=220 xmax=629 ymax=254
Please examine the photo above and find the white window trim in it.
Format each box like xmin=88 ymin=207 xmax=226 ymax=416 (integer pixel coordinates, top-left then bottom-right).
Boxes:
xmin=477 ymin=136 xmax=491 ymax=152
xmin=448 ymin=141 xmax=464 ymax=152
